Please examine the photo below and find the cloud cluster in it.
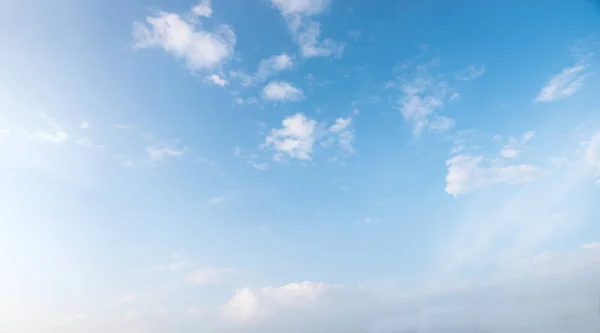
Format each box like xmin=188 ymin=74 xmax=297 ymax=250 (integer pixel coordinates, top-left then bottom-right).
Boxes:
xmin=270 ymin=0 xmax=344 ymax=58
xmin=444 ymin=130 xmax=547 ymax=196
xmin=263 ymin=113 xmax=355 ymax=161
xmin=133 ymin=1 xmax=236 ymax=71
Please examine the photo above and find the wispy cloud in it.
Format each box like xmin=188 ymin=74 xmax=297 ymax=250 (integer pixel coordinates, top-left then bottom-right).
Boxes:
xmin=535 ymin=54 xmax=591 ymax=103
xmin=456 ymin=64 xmax=486 ymax=81
xmin=208 ymin=195 xmax=226 ymax=205
xmin=396 ymin=61 xmax=458 ymax=135
xmin=146 ymin=144 xmax=188 ymax=164
xmin=231 ymin=53 xmax=293 ymax=87
xmin=270 ymin=0 xmax=345 ymax=58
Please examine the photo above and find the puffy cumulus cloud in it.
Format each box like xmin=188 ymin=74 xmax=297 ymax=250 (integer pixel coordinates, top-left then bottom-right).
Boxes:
xmin=264 ymin=113 xmax=317 ymax=160
xmin=270 ymin=0 xmax=345 ymax=58
xmin=445 ymin=154 xmax=547 ymax=196
xmin=396 ymin=62 xmax=457 ymax=135
xmin=262 ymin=81 xmax=304 ymax=102
xmin=133 ymin=2 xmax=236 ymax=71
xmin=535 ymin=55 xmax=590 ymax=103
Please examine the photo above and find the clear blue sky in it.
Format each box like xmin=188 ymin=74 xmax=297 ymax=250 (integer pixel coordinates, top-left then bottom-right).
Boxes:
xmin=2 ymin=0 xmax=600 ymax=332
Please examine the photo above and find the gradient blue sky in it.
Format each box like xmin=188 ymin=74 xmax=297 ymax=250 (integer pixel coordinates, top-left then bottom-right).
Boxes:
xmin=2 ymin=0 xmax=600 ymax=332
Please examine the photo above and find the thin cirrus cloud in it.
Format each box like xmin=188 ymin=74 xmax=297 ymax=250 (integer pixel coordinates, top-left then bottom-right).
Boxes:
xmin=456 ymin=64 xmax=486 ymax=81
xmin=132 ymin=1 xmax=236 ymax=71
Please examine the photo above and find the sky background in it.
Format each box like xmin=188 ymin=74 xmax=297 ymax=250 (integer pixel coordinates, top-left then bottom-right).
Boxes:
xmin=2 ymin=0 xmax=600 ymax=332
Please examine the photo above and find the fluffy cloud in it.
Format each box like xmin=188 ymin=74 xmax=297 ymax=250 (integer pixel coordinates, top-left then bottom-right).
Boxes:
xmin=221 ymin=281 xmax=339 ymax=323
xmin=270 ymin=0 xmax=344 ymax=58
xmin=445 ymin=154 xmax=546 ymax=196
xmin=264 ymin=113 xmax=317 ymax=160
xmin=535 ymin=58 xmax=589 ymax=103
xmin=133 ymin=2 xmax=236 ymax=71
xmin=397 ymin=62 xmax=457 ymax=135
xmin=207 ymin=74 xmax=228 ymax=86
xmin=262 ymin=81 xmax=304 ymax=102
xmin=583 ymin=132 xmax=600 ymax=183
xmin=192 ymin=0 xmax=212 ymax=17
xmin=263 ymin=113 xmax=356 ymax=161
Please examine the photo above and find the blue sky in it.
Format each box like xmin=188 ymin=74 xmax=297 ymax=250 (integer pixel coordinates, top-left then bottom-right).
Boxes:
xmin=2 ymin=0 xmax=600 ymax=332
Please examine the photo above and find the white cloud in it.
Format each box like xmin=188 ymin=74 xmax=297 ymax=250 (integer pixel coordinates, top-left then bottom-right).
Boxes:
xmin=231 ymin=53 xmax=293 ymax=86
xmin=221 ymin=281 xmax=336 ymax=323
xmin=428 ymin=115 xmax=455 ymax=132
xmin=456 ymin=64 xmax=486 ymax=81
xmin=146 ymin=144 xmax=187 ymax=163
xmin=80 ymin=120 xmax=90 ymax=129
xmin=271 ymin=0 xmax=330 ymax=15
xmin=208 ymin=195 xmax=226 ymax=205
xmin=192 ymin=0 xmax=212 ymax=17
xmin=264 ymin=113 xmax=317 ymax=160
xmin=445 ymin=154 xmax=547 ymax=196
xmin=535 ymin=58 xmax=589 ymax=103
xmin=328 ymin=117 xmax=354 ymax=153
xmin=262 ymin=81 xmax=304 ymax=102
xmin=270 ymin=0 xmax=344 ymax=58
xmin=207 ymin=74 xmax=228 ymax=86
xmin=133 ymin=4 xmax=236 ymax=71
xmin=499 ymin=130 xmax=535 ymax=159
xmin=397 ymin=63 xmax=457 ymax=135
xmin=250 ymin=162 xmax=269 ymax=170
xmin=187 ymin=267 xmax=230 ymax=285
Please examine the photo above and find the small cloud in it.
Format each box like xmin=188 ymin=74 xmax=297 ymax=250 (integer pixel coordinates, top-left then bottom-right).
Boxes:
xmin=250 ymin=162 xmax=268 ymax=170
xmin=35 ymin=130 xmax=69 ymax=144
xmin=456 ymin=64 xmax=486 ymax=81
xmin=146 ymin=144 xmax=188 ymax=163
xmin=262 ymin=81 xmax=304 ymax=102
xmin=80 ymin=120 xmax=90 ymax=129
xmin=264 ymin=113 xmax=317 ymax=160
xmin=192 ymin=0 xmax=212 ymax=17
xmin=208 ymin=195 xmax=225 ymax=205
xmin=207 ymin=74 xmax=228 ymax=86
xmin=582 ymin=242 xmax=600 ymax=250
xmin=428 ymin=115 xmax=456 ymax=132
xmin=346 ymin=29 xmax=361 ymax=41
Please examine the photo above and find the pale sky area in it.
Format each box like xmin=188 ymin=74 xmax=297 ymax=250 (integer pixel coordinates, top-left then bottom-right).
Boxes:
xmin=2 ymin=0 xmax=600 ymax=332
